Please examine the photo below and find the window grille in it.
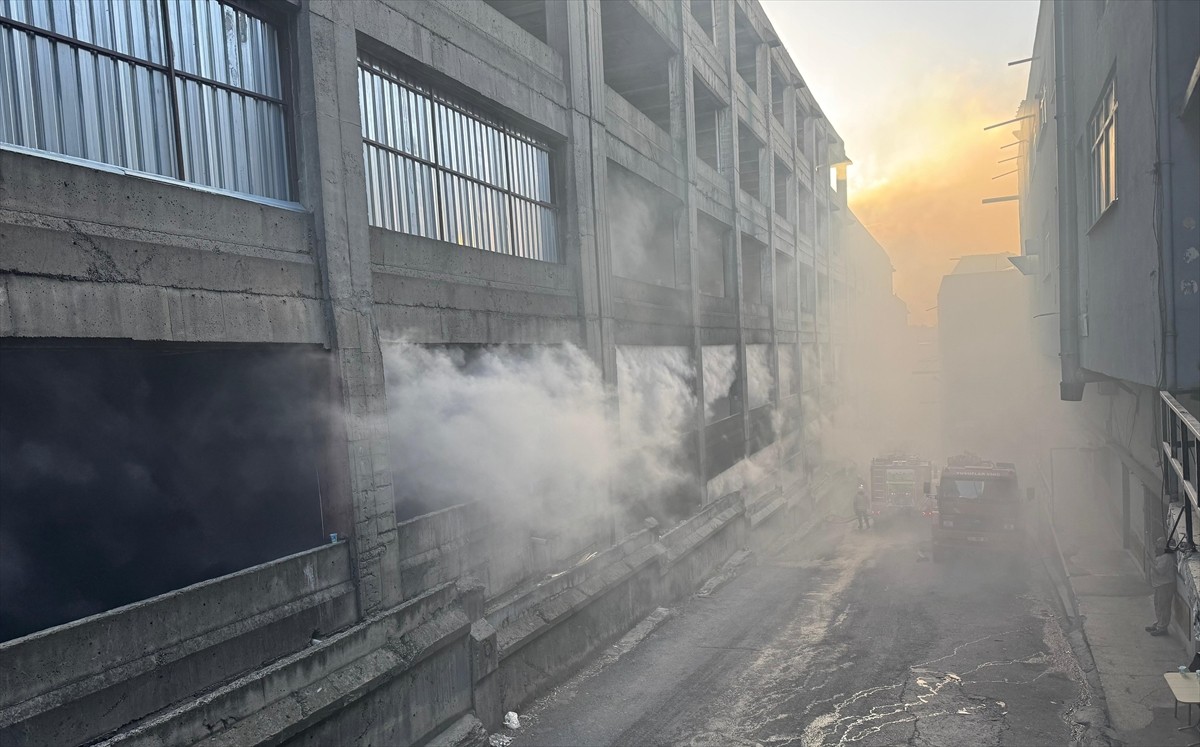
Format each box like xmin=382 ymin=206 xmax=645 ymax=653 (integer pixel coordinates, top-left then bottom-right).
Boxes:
xmin=358 ymin=56 xmax=558 ymax=262
xmin=0 ymin=0 xmax=291 ymax=200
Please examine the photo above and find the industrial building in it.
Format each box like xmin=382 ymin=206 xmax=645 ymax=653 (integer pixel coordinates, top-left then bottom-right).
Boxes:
xmin=0 ymin=0 xmax=893 ymax=742
xmin=1013 ymin=0 xmax=1200 ymax=655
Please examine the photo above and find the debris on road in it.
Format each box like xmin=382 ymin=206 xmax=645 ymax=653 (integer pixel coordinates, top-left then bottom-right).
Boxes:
xmin=503 ymin=711 xmax=521 ymax=729
xmin=488 ymin=734 xmax=513 ymax=747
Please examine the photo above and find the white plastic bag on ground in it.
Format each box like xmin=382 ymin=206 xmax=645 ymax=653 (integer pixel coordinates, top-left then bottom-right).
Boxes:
xmin=504 ymin=711 xmax=521 ymax=729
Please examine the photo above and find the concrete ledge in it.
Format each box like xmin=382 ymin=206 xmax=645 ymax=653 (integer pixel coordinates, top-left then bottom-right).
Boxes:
xmin=490 ymin=490 xmax=748 ymax=714
xmin=0 ymin=274 xmax=328 ymax=343
xmin=97 ymin=582 xmax=474 ymax=747
xmin=0 ymin=149 xmax=312 ymax=256
xmin=747 ymin=490 xmax=788 ymax=529
xmin=0 ymin=543 xmax=355 ymax=746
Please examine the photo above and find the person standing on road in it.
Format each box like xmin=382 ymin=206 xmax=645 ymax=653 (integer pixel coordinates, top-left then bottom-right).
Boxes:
xmin=1146 ymin=540 xmax=1176 ymax=637
xmin=853 ymin=486 xmax=871 ymax=530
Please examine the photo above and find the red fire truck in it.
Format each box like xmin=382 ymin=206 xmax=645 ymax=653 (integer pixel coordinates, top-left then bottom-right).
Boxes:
xmin=869 ymin=455 xmax=933 ymax=519
xmin=931 ymin=454 xmax=1024 ymax=561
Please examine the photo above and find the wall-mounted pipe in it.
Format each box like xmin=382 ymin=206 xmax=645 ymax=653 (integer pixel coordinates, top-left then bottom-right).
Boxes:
xmin=1054 ymin=0 xmax=1085 ymax=401
xmin=1154 ymin=1 xmax=1177 ymax=392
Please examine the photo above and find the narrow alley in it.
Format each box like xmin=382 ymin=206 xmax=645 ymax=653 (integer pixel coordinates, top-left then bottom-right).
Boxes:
xmin=513 ymin=498 xmax=1103 ymax=747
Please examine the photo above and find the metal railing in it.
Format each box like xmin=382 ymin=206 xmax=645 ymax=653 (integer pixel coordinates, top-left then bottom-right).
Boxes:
xmin=1160 ymin=391 xmax=1199 ymax=552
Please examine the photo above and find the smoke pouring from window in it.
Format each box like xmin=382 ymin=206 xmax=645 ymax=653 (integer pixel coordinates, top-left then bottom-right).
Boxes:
xmin=384 ymin=342 xmax=698 ymax=538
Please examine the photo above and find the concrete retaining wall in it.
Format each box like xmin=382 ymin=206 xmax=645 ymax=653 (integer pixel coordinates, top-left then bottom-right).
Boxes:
xmin=0 ymin=542 xmax=356 ymax=747
xmin=0 ymin=469 xmax=804 ymax=746
xmin=484 ymin=491 xmax=748 ymax=724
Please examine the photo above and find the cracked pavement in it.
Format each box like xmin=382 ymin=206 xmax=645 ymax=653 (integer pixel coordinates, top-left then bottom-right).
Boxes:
xmin=511 ymin=513 xmax=1091 ymax=746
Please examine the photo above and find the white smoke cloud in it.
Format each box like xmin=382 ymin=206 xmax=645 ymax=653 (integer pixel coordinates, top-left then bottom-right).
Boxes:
xmin=384 ymin=342 xmax=697 ymax=538
xmin=746 ymin=344 xmax=774 ymax=410
xmin=706 ymin=443 xmax=780 ymax=501
xmin=615 ymin=345 xmax=697 ymax=512
xmin=702 ymin=345 xmax=737 ymax=422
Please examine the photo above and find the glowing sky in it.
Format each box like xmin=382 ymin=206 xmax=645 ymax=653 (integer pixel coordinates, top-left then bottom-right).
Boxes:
xmin=762 ymin=0 xmax=1040 ymax=325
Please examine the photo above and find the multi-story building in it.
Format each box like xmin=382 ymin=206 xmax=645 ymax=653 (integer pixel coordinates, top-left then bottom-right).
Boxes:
xmin=1014 ymin=0 xmax=1199 ymax=641
xmin=0 ymin=0 xmax=868 ymax=741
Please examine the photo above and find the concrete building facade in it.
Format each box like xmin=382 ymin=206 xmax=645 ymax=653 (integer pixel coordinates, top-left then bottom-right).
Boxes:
xmin=0 ymin=0 xmax=868 ymax=742
xmin=1014 ymin=0 xmax=1200 ymax=653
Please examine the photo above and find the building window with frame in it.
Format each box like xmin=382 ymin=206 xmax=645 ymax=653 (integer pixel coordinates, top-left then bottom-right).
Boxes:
xmin=1089 ymin=77 xmax=1117 ymax=221
xmin=358 ymin=55 xmax=558 ymax=262
xmin=0 ymin=0 xmax=292 ymax=201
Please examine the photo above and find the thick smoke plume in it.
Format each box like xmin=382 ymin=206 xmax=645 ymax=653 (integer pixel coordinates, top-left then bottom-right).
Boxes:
xmin=384 ymin=342 xmax=696 ymax=536
xmin=702 ymin=344 xmax=737 ymax=421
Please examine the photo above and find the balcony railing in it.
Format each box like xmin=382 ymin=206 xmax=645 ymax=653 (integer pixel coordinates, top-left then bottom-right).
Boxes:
xmin=1160 ymin=392 xmax=1199 ymax=552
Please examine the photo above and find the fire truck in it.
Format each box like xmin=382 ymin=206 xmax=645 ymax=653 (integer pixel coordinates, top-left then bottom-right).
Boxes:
xmin=931 ymin=454 xmax=1024 ymax=561
xmin=869 ymin=455 xmax=933 ymax=519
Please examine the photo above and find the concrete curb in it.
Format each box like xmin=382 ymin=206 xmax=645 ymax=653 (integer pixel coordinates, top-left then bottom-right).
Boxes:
xmin=695 ymin=549 xmax=754 ymax=598
xmin=1038 ymin=506 xmax=1121 ymax=747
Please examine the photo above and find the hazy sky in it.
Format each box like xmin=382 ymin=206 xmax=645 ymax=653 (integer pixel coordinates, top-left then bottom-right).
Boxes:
xmin=762 ymin=0 xmax=1040 ymax=325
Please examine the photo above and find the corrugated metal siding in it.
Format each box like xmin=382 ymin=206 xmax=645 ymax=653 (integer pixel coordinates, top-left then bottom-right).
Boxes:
xmin=0 ymin=0 xmax=289 ymax=200
xmin=358 ymin=56 xmax=558 ymax=262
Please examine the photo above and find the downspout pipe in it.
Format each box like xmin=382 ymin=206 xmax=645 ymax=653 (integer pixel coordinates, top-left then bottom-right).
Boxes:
xmin=1154 ymin=1 xmax=1177 ymax=392
xmin=1054 ymin=0 xmax=1085 ymax=401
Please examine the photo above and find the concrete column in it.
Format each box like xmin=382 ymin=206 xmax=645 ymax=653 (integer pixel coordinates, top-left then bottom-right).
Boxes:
xmin=678 ymin=7 xmax=709 ymax=509
xmin=1122 ymin=462 xmax=1131 ymax=550
xmin=721 ymin=0 xmax=750 ymax=462
xmin=577 ymin=0 xmax=617 ymax=383
xmin=295 ymin=4 xmax=401 ymax=616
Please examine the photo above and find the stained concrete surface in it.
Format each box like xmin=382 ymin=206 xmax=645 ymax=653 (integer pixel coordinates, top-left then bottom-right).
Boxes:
xmin=1052 ymin=454 xmax=1198 ymax=747
xmin=511 ymin=517 xmax=1092 ymax=747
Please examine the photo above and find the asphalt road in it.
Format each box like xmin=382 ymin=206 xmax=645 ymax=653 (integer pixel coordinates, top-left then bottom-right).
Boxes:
xmin=510 ymin=513 xmax=1094 ymax=747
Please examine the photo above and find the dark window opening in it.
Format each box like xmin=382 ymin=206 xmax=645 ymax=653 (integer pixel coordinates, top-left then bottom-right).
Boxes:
xmin=483 ymin=0 xmax=549 ymax=44
xmin=0 ymin=340 xmax=333 ymax=642
xmin=703 ymin=344 xmax=742 ymax=425
xmin=693 ymin=75 xmax=723 ymax=172
xmin=771 ymin=64 xmax=787 ymax=125
xmin=799 ymin=263 xmax=814 ymax=312
xmin=795 ymin=103 xmax=809 ymax=156
xmin=779 ymin=343 xmax=801 ymax=396
xmin=774 ymin=157 xmax=791 ymax=219
xmin=607 ymin=161 xmax=680 ymax=287
xmin=776 ymin=251 xmax=796 ymax=312
xmin=689 ymin=0 xmax=715 ymax=40
xmin=797 ymin=183 xmax=813 ymax=236
xmin=738 ymin=119 xmax=762 ymax=199
xmin=734 ymin=6 xmax=759 ymax=93
xmin=601 ymin=0 xmax=673 ymax=132
xmin=697 ymin=211 xmax=731 ymax=297
xmin=742 ymin=235 xmax=766 ymax=306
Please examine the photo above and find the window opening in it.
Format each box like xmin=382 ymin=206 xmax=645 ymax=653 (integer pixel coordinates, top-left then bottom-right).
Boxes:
xmin=0 ymin=0 xmax=292 ymax=200
xmin=693 ymin=74 xmax=723 ymax=172
xmin=741 ymin=234 xmax=766 ymax=306
xmin=358 ymin=55 xmax=558 ymax=262
xmin=773 ymin=156 xmax=790 ymax=219
xmin=697 ymin=211 xmax=730 ymax=298
xmin=600 ymin=0 xmax=672 ymax=132
xmin=1089 ymin=77 xmax=1117 ymax=221
xmin=483 ymin=0 xmax=548 ymax=44
xmin=737 ymin=119 xmax=762 ymax=199
xmin=734 ymin=6 xmax=758 ymax=93
xmin=689 ymin=0 xmax=714 ymax=41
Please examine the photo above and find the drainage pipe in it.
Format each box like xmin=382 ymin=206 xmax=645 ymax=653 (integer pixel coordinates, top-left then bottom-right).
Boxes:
xmin=1053 ymin=0 xmax=1084 ymax=401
